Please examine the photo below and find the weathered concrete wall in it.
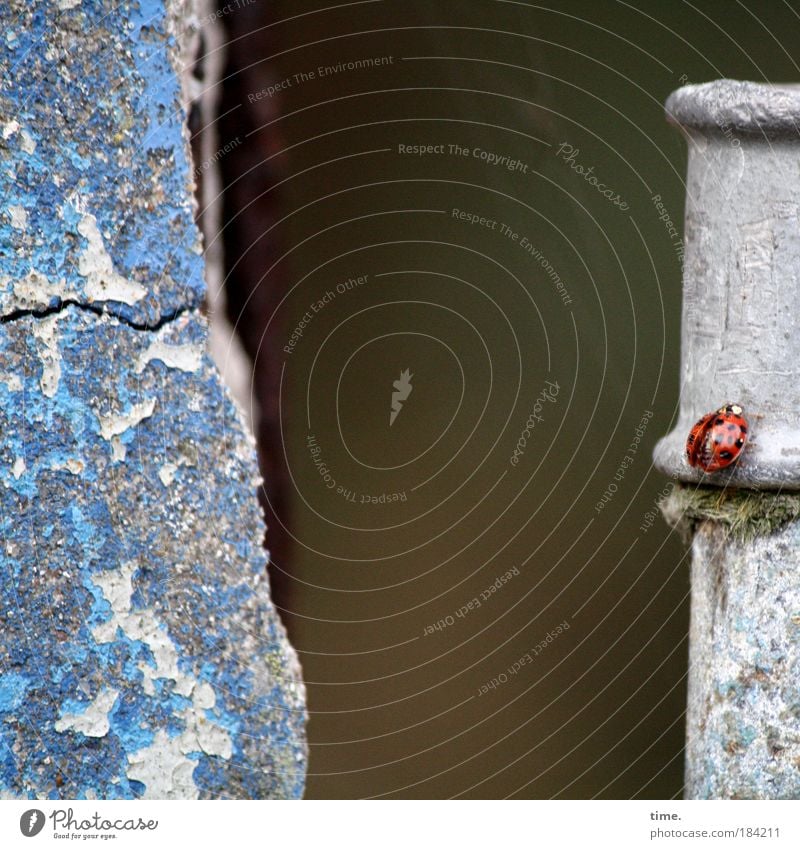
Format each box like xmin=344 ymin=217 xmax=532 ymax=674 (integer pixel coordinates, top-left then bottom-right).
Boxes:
xmin=0 ymin=0 xmax=306 ymax=798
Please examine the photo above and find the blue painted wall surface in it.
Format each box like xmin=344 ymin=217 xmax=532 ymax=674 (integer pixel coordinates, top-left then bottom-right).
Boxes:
xmin=0 ymin=0 xmax=204 ymax=325
xmin=0 ymin=1 xmax=307 ymax=799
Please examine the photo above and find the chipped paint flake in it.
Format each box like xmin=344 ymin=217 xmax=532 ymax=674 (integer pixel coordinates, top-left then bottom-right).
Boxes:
xmin=90 ymin=561 xmax=233 ymax=795
xmin=188 ymin=713 xmax=233 ymax=761
xmin=77 ymin=213 xmax=146 ymax=306
xmin=19 ymin=130 xmax=36 ymax=155
xmin=158 ymin=462 xmax=178 ymax=486
xmin=54 ymin=688 xmax=119 ymax=738
xmin=157 ymin=446 xmax=196 ymax=486
xmin=97 ymin=398 xmax=156 ymax=441
xmin=2 ymin=119 xmax=19 ymax=139
xmin=32 ymin=313 xmax=62 ymax=397
xmin=126 ymin=730 xmax=199 ymax=800
xmin=49 ymin=457 xmax=84 ymax=475
xmin=8 ymin=206 xmax=27 ymax=230
xmin=92 ymin=562 xmax=191 ymax=694
xmin=11 ymin=269 xmax=79 ymax=311
xmin=11 ymin=457 xmax=25 ymax=479
xmin=13 ymin=270 xmax=55 ymax=309
xmin=135 ymin=328 xmax=203 ymax=375
xmin=110 ymin=437 xmax=126 ymax=463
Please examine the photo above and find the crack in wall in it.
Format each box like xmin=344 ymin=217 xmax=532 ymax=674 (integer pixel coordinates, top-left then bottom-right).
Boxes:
xmin=0 ymin=299 xmax=194 ymax=331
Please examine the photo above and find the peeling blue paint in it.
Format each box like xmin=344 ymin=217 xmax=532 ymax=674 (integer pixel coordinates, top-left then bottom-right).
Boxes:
xmin=0 ymin=0 xmax=205 ymax=325
xmin=0 ymin=310 xmax=307 ymax=798
xmin=0 ymin=0 xmax=306 ymax=800
xmin=0 ymin=674 xmax=33 ymax=714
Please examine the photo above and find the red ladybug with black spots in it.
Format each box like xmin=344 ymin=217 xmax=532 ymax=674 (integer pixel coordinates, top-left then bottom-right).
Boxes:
xmin=686 ymin=403 xmax=748 ymax=472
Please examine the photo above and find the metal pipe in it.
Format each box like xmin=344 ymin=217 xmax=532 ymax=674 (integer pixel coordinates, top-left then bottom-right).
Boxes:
xmin=655 ymin=80 xmax=800 ymax=798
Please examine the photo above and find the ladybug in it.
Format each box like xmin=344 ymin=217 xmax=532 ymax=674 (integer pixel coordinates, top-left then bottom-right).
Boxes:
xmin=686 ymin=403 xmax=748 ymax=472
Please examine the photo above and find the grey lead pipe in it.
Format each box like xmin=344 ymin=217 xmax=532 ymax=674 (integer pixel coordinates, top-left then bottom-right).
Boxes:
xmin=654 ymin=80 xmax=800 ymax=798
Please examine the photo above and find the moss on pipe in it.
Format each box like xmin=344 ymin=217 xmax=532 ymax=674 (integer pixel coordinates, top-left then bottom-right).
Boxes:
xmin=660 ymin=483 xmax=800 ymax=543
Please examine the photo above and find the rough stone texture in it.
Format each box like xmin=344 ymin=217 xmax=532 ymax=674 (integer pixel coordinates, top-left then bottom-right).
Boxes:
xmin=687 ymin=520 xmax=800 ymax=798
xmin=0 ymin=0 xmax=306 ymax=798
xmin=0 ymin=0 xmax=205 ymax=326
xmin=653 ymin=80 xmax=800 ymax=490
xmin=0 ymin=310 xmax=305 ymax=798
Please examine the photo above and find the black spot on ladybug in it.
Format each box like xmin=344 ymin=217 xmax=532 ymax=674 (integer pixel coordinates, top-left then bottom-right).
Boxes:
xmin=736 ymin=438 xmax=744 ymax=447
xmin=727 ymin=436 xmax=735 ymax=445
xmin=720 ymin=451 xmax=733 ymax=459
xmin=727 ymin=423 xmax=737 ymax=431
xmin=715 ymin=418 xmax=724 ymax=425
xmin=739 ymin=425 xmax=747 ymax=434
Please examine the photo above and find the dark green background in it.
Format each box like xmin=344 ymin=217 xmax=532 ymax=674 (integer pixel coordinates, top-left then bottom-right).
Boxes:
xmin=216 ymin=0 xmax=800 ymax=798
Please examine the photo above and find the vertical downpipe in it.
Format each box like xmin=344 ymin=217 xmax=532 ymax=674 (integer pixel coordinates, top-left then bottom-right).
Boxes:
xmin=654 ymin=80 xmax=800 ymax=798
